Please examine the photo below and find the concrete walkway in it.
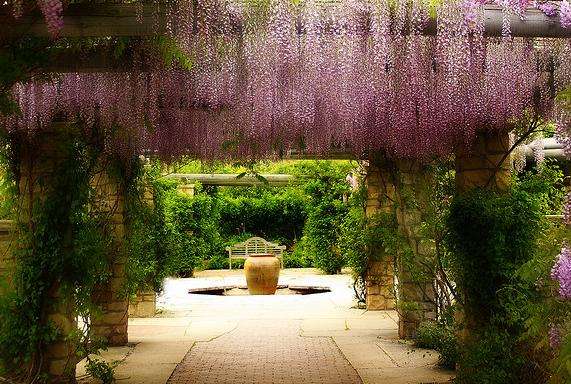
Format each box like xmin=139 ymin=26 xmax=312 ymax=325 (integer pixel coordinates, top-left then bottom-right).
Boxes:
xmin=78 ymin=269 xmax=454 ymax=384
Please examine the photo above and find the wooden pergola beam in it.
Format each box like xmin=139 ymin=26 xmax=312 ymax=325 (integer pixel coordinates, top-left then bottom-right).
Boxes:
xmin=1 ymin=4 xmax=166 ymax=40
xmin=46 ymin=46 xmax=156 ymax=73
xmin=2 ymin=4 xmax=570 ymax=40
xmin=164 ymin=173 xmax=295 ymax=186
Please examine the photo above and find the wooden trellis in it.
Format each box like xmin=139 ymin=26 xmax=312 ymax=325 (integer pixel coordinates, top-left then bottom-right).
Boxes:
xmin=2 ymin=3 xmax=569 ymax=73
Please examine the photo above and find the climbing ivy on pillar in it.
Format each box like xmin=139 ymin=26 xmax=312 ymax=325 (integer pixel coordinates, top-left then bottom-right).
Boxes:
xmin=455 ymin=131 xmax=511 ymax=193
xmin=364 ymin=156 xmax=397 ymax=311
xmin=452 ymin=130 xmax=512 ymax=335
xmin=90 ymin=164 xmax=129 ymax=347
xmin=393 ymin=160 xmax=438 ymax=339
xmin=0 ymin=125 xmax=113 ymax=383
xmin=0 ymin=220 xmax=15 ymax=289
xmin=17 ymin=129 xmax=81 ymax=382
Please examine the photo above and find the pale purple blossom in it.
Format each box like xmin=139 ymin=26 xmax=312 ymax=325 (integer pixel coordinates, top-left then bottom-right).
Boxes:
xmin=534 ymin=1 xmax=558 ymax=17
xmin=549 ymin=326 xmax=561 ymax=349
xmin=531 ymin=138 xmax=545 ymax=165
xmin=2 ymin=0 xmax=570 ymax=161
xmin=561 ymin=0 xmax=571 ymax=28
xmin=38 ymin=0 xmax=64 ymax=38
xmin=551 ymin=246 xmax=571 ymax=299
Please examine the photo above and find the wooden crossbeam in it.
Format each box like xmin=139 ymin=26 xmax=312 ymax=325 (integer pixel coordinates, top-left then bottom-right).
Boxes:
xmin=2 ymin=3 xmax=570 ymax=40
xmin=47 ymin=46 xmax=157 ymax=73
xmin=164 ymin=173 xmax=295 ymax=186
xmin=2 ymin=4 xmax=166 ymax=40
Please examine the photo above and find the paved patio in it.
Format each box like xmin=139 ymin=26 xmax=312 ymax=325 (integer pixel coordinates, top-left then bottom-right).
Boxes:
xmin=78 ymin=269 xmax=454 ymax=384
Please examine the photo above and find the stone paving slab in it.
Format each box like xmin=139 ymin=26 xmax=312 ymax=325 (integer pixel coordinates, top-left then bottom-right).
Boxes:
xmin=167 ymin=319 xmax=363 ymax=384
xmin=77 ymin=270 xmax=454 ymax=384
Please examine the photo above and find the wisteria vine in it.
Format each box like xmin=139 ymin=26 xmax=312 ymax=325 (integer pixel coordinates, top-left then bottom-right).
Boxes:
xmin=3 ymin=0 xmax=571 ymax=161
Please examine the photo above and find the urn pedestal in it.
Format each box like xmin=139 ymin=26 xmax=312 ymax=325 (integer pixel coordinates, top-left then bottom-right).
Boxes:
xmin=244 ymin=253 xmax=280 ymax=295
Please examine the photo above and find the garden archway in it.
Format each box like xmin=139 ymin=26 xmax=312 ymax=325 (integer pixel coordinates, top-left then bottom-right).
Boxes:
xmin=1 ymin=0 xmax=570 ymax=382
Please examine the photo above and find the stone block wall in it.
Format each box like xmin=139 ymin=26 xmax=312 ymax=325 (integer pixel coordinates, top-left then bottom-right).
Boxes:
xmin=90 ymin=170 xmax=129 ymax=346
xmin=17 ymin=128 xmax=79 ymax=382
xmin=456 ymin=131 xmax=511 ymax=193
xmin=0 ymin=220 xmax=15 ymax=288
xmin=129 ymin=291 xmax=157 ymax=318
xmin=364 ymin=160 xmax=396 ymax=310
xmin=45 ymin=287 xmax=77 ymax=379
xmin=394 ymin=160 xmax=437 ymax=339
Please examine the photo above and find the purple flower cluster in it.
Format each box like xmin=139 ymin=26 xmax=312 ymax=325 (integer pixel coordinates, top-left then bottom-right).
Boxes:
xmin=535 ymin=1 xmax=558 ymax=17
xmin=38 ymin=0 xmax=64 ymax=37
xmin=549 ymin=326 xmax=561 ymax=349
xmin=551 ymin=246 xmax=571 ymax=299
xmin=2 ymin=0 xmax=570 ymax=161
xmin=561 ymin=0 xmax=571 ymax=28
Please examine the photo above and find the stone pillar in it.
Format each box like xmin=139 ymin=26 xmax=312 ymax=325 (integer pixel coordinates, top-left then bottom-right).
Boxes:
xmin=18 ymin=129 xmax=78 ymax=382
xmin=454 ymin=130 xmax=511 ymax=335
xmin=456 ymin=131 xmax=511 ymax=193
xmin=0 ymin=220 xmax=15 ymax=288
xmin=44 ymin=288 xmax=77 ymax=380
xmin=128 ymin=291 xmax=157 ymax=318
xmin=394 ymin=160 xmax=437 ymax=339
xmin=90 ymin=170 xmax=129 ymax=347
xmin=364 ymin=159 xmax=396 ymax=310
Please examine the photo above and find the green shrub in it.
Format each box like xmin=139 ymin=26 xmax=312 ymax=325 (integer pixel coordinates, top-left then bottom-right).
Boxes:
xmin=446 ymin=187 xmax=543 ymax=326
xmin=163 ymin=189 xmax=222 ymax=276
xmin=415 ymin=321 xmax=459 ymax=370
xmin=339 ymin=207 xmax=369 ymax=281
xmin=301 ymin=163 xmax=352 ymax=274
xmin=124 ymin=167 xmax=173 ymax=294
xmin=217 ymin=186 xmax=307 ymax=248
xmin=446 ymin=186 xmax=548 ymax=383
xmin=455 ymin=328 xmax=524 ymax=384
xmin=304 ymin=198 xmax=347 ymax=274
xmin=282 ymin=238 xmax=313 ymax=268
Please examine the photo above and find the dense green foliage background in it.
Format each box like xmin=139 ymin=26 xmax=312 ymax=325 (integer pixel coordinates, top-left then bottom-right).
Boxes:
xmin=415 ymin=161 xmax=570 ymax=384
xmin=127 ymin=160 xmax=361 ymax=278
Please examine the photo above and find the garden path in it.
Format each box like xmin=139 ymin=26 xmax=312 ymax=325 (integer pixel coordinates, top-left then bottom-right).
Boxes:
xmin=77 ymin=269 xmax=454 ymax=384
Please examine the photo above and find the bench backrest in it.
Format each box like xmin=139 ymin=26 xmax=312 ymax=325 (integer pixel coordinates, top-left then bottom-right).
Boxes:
xmin=226 ymin=236 xmax=285 ymax=256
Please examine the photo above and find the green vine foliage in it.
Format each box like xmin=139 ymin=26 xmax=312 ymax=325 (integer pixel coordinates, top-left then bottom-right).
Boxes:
xmin=447 ymin=187 xmax=543 ymax=326
xmin=446 ymin=185 xmax=548 ymax=383
xmin=0 ymin=132 xmax=114 ymax=381
xmin=164 ymin=184 xmax=222 ymax=276
xmin=301 ymin=167 xmax=351 ymax=274
xmin=338 ymin=179 xmax=401 ymax=302
xmin=516 ymin=162 xmax=571 ymax=383
xmin=123 ymin=162 xmax=169 ymax=296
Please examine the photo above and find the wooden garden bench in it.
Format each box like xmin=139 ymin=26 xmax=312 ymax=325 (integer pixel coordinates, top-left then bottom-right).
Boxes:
xmin=225 ymin=236 xmax=286 ymax=269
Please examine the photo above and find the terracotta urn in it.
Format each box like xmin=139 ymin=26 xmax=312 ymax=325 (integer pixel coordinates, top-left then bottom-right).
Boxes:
xmin=244 ymin=253 xmax=280 ymax=295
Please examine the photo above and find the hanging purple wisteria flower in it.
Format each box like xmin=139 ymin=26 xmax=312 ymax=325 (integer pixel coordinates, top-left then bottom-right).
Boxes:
xmin=560 ymin=0 xmax=571 ymax=28
xmin=549 ymin=326 xmax=562 ymax=349
xmin=535 ymin=1 xmax=558 ymax=17
xmin=551 ymin=246 xmax=571 ymax=299
xmin=38 ymin=0 xmax=64 ymax=37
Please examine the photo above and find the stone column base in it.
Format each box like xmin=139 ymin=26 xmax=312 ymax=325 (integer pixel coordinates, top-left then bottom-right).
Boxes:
xmin=129 ymin=291 xmax=157 ymax=318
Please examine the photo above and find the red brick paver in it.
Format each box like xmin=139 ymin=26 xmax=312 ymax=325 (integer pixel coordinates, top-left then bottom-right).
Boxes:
xmin=167 ymin=320 xmax=362 ymax=384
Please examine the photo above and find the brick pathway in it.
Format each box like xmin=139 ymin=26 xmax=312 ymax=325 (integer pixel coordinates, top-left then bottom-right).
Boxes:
xmin=167 ymin=319 xmax=363 ymax=384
